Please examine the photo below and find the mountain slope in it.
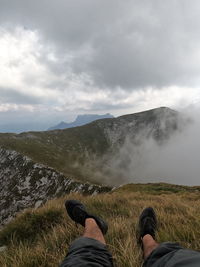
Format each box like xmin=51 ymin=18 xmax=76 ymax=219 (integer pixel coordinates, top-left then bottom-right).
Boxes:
xmin=0 ymin=107 xmax=184 ymax=184
xmin=96 ymin=106 xmax=180 ymax=146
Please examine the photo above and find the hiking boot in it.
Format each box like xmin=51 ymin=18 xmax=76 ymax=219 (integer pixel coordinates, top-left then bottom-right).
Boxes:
xmin=65 ymin=200 xmax=108 ymax=235
xmin=137 ymin=207 xmax=157 ymax=246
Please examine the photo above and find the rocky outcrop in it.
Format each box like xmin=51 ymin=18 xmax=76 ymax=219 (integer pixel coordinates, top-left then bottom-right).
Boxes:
xmin=0 ymin=149 xmax=111 ymax=226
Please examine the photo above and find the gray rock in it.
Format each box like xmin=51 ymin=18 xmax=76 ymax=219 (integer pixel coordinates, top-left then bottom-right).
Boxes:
xmin=0 ymin=246 xmax=7 ymax=252
xmin=0 ymin=148 xmax=111 ymax=227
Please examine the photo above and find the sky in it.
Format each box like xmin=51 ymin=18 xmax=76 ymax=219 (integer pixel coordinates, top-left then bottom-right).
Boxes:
xmin=0 ymin=0 xmax=200 ymax=132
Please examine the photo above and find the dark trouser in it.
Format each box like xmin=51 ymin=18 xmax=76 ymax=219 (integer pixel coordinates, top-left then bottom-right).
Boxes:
xmin=60 ymin=237 xmax=113 ymax=267
xmin=144 ymin=242 xmax=200 ymax=267
xmin=60 ymin=238 xmax=200 ymax=267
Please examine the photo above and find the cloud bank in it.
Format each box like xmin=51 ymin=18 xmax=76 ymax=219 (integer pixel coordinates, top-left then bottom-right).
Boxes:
xmin=0 ymin=0 xmax=200 ymax=131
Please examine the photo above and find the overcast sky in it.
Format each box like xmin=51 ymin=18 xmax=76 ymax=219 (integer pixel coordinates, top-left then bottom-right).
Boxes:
xmin=0 ymin=0 xmax=200 ymax=132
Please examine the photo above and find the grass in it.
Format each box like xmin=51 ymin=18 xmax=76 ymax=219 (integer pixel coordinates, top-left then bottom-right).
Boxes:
xmin=0 ymin=123 xmax=110 ymax=183
xmin=0 ymin=209 xmax=63 ymax=246
xmin=1 ymin=184 xmax=200 ymax=266
xmin=115 ymin=182 xmax=200 ymax=194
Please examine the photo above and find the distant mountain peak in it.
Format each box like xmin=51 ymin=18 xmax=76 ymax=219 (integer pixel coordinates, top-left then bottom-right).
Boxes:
xmin=48 ymin=113 xmax=114 ymax=130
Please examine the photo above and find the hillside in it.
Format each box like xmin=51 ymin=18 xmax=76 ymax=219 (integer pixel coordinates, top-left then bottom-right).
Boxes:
xmin=0 ymin=148 xmax=111 ymax=227
xmin=1 ymin=183 xmax=200 ymax=267
xmin=0 ymin=107 xmax=183 ymax=185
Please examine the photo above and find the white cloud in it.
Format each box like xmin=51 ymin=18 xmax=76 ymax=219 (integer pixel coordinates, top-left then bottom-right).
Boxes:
xmin=0 ymin=103 xmax=35 ymax=112
xmin=0 ymin=27 xmax=40 ymax=90
xmin=0 ymin=27 xmax=69 ymax=107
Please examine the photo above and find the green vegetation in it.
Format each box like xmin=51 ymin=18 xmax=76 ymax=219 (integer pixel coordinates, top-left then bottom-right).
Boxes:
xmin=0 ymin=123 xmax=109 ymax=183
xmin=1 ymin=183 xmax=200 ymax=267
xmin=0 ymin=209 xmax=63 ymax=246
xmin=116 ymin=183 xmax=200 ymax=194
xmin=0 ymin=107 xmax=180 ymax=185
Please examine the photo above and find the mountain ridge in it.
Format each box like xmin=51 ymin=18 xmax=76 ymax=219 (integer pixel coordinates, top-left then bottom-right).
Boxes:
xmin=0 ymin=107 xmax=184 ymax=184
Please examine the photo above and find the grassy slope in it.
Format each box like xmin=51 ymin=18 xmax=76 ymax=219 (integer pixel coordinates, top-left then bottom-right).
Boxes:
xmin=1 ymin=183 xmax=200 ymax=267
xmin=0 ymin=107 xmax=179 ymax=184
xmin=0 ymin=123 xmax=109 ymax=183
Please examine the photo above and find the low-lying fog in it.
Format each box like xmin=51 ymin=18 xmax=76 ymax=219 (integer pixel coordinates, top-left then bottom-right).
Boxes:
xmin=104 ymin=106 xmax=200 ymax=186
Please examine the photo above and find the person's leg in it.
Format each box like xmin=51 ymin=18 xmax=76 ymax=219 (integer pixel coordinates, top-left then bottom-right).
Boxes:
xmin=83 ymin=218 xmax=106 ymax=245
xmin=137 ymin=208 xmax=200 ymax=267
xmin=60 ymin=200 xmax=113 ymax=267
xmin=137 ymin=207 xmax=158 ymax=260
xmin=142 ymin=234 xmax=159 ymax=260
xmin=65 ymin=199 xmax=108 ymax=235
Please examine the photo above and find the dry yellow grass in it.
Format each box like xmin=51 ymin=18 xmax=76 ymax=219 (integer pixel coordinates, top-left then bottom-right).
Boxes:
xmin=1 ymin=185 xmax=200 ymax=267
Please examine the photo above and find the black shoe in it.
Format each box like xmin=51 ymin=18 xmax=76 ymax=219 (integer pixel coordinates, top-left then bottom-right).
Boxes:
xmin=65 ymin=200 xmax=108 ymax=235
xmin=137 ymin=207 xmax=157 ymax=245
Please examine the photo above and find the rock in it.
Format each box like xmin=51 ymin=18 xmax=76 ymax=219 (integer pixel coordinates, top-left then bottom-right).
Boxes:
xmin=0 ymin=148 xmax=111 ymax=227
xmin=0 ymin=246 xmax=7 ymax=252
